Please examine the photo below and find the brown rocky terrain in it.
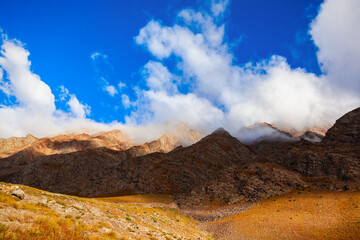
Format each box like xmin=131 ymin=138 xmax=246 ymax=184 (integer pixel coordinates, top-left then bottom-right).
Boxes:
xmin=0 ymin=128 xmax=201 ymax=160
xmin=300 ymin=130 xmax=324 ymax=142
xmin=258 ymin=107 xmax=360 ymax=191
xmin=0 ymin=128 xmax=202 ymax=182
xmin=323 ymin=106 xmax=360 ymax=143
xmin=0 ymin=107 xmax=359 ymax=209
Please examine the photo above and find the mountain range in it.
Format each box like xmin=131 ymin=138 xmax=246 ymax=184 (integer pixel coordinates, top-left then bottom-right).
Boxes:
xmin=1 ymin=107 xmax=359 ymax=208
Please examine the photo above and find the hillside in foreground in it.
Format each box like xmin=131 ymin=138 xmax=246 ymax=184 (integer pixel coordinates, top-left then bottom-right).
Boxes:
xmin=0 ymin=182 xmax=210 ymax=239
xmin=206 ymin=190 xmax=360 ymax=240
xmin=2 ymin=182 xmax=360 ymax=240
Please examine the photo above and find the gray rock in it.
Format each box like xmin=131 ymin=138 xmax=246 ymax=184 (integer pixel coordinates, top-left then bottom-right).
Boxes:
xmin=11 ymin=189 xmax=25 ymax=200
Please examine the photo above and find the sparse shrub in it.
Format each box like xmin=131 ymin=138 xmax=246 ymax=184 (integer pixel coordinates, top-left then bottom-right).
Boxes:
xmin=125 ymin=215 xmax=132 ymax=221
xmin=0 ymin=223 xmax=9 ymax=233
xmin=151 ymin=216 xmax=157 ymax=222
xmin=106 ymin=231 xmax=117 ymax=238
xmin=0 ymin=192 xmax=19 ymax=208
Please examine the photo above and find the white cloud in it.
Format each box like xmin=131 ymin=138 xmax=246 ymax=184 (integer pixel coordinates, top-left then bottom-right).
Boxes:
xmin=121 ymin=94 xmax=131 ymax=109
xmin=0 ymin=34 xmax=203 ymax=144
xmin=145 ymin=91 xmax=224 ymax=132
xmin=118 ymin=81 xmax=126 ymax=89
xmin=104 ymin=85 xmax=118 ymax=96
xmin=90 ymin=52 xmax=108 ymax=61
xmin=67 ymin=94 xmax=90 ymax=118
xmin=0 ymin=37 xmax=110 ymax=138
xmin=133 ymin=0 xmax=360 ymax=135
xmin=143 ymin=61 xmax=178 ymax=93
xmin=0 ymin=67 xmax=12 ymax=96
xmin=125 ymin=90 xmax=224 ymax=133
xmin=211 ymin=0 xmax=229 ymax=17
xmin=100 ymin=77 xmax=118 ymax=96
xmin=59 ymin=85 xmax=69 ymax=101
xmin=0 ymin=40 xmax=55 ymax=115
xmin=310 ymin=0 xmax=360 ymax=93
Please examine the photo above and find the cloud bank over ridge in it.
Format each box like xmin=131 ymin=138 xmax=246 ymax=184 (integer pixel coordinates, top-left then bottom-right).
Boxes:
xmin=0 ymin=0 xmax=359 ymax=140
xmin=129 ymin=0 xmax=360 ymax=133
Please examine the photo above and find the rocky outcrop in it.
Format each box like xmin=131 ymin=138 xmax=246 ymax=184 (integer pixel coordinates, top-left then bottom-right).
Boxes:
xmin=0 ymin=134 xmax=37 ymax=158
xmin=258 ymin=141 xmax=360 ymax=189
xmin=323 ymin=107 xmax=360 ymax=143
xmin=259 ymin=107 xmax=360 ymax=190
xmin=301 ymin=131 xmax=324 ymax=142
xmin=237 ymin=122 xmax=297 ymax=144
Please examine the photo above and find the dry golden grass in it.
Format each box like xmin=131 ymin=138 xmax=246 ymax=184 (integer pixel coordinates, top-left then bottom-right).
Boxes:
xmin=0 ymin=192 xmax=20 ymax=208
xmin=0 ymin=182 xmax=211 ymax=239
xmin=214 ymin=190 xmax=360 ymax=239
xmin=0 ymin=215 xmax=91 ymax=240
xmin=95 ymin=193 xmax=174 ymax=204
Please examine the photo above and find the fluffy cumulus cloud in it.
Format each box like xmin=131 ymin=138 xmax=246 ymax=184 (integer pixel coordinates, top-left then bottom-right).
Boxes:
xmin=310 ymin=0 xmax=360 ymax=93
xmin=0 ymin=40 xmax=55 ymax=114
xmin=0 ymin=38 xmax=117 ymax=138
xmin=0 ymin=37 xmax=192 ymax=143
xmin=130 ymin=0 xmax=360 ymax=135
xmin=59 ymin=86 xmax=91 ymax=118
xmin=104 ymin=84 xmax=118 ymax=96
xmin=121 ymin=94 xmax=131 ymax=109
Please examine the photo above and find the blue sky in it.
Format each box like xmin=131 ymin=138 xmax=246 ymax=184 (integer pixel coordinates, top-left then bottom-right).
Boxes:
xmin=0 ymin=0 xmax=359 ymax=138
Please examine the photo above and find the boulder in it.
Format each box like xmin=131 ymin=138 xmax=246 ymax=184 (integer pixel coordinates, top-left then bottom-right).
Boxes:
xmin=11 ymin=189 xmax=25 ymax=200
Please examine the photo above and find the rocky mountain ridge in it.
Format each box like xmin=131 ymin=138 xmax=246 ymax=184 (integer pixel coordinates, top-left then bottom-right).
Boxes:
xmin=0 ymin=107 xmax=359 ymax=206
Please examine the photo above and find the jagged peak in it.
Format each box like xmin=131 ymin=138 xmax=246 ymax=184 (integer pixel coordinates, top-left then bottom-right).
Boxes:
xmin=323 ymin=107 xmax=360 ymax=143
xmin=210 ymin=127 xmax=231 ymax=136
xmin=25 ymin=134 xmax=37 ymax=140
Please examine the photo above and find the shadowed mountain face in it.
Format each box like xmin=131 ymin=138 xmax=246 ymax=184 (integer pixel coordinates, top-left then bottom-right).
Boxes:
xmin=0 ymin=108 xmax=359 ymax=205
xmin=323 ymin=107 xmax=360 ymax=143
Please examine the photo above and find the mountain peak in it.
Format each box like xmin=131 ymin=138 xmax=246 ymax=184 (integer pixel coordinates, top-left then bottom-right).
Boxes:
xmin=211 ymin=127 xmax=231 ymax=136
xmin=323 ymin=107 xmax=360 ymax=143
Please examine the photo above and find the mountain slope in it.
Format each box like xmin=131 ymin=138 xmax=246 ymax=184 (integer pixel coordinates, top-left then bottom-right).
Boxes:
xmin=1 ymin=107 xmax=360 ymax=207
xmin=0 ymin=182 xmax=210 ymax=239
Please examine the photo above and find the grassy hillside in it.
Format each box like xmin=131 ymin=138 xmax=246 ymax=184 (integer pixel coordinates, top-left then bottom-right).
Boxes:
xmin=2 ymin=181 xmax=359 ymax=239
xmin=207 ymin=190 xmax=360 ymax=240
xmin=0 ymin=182 xmax=211 ymax=240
